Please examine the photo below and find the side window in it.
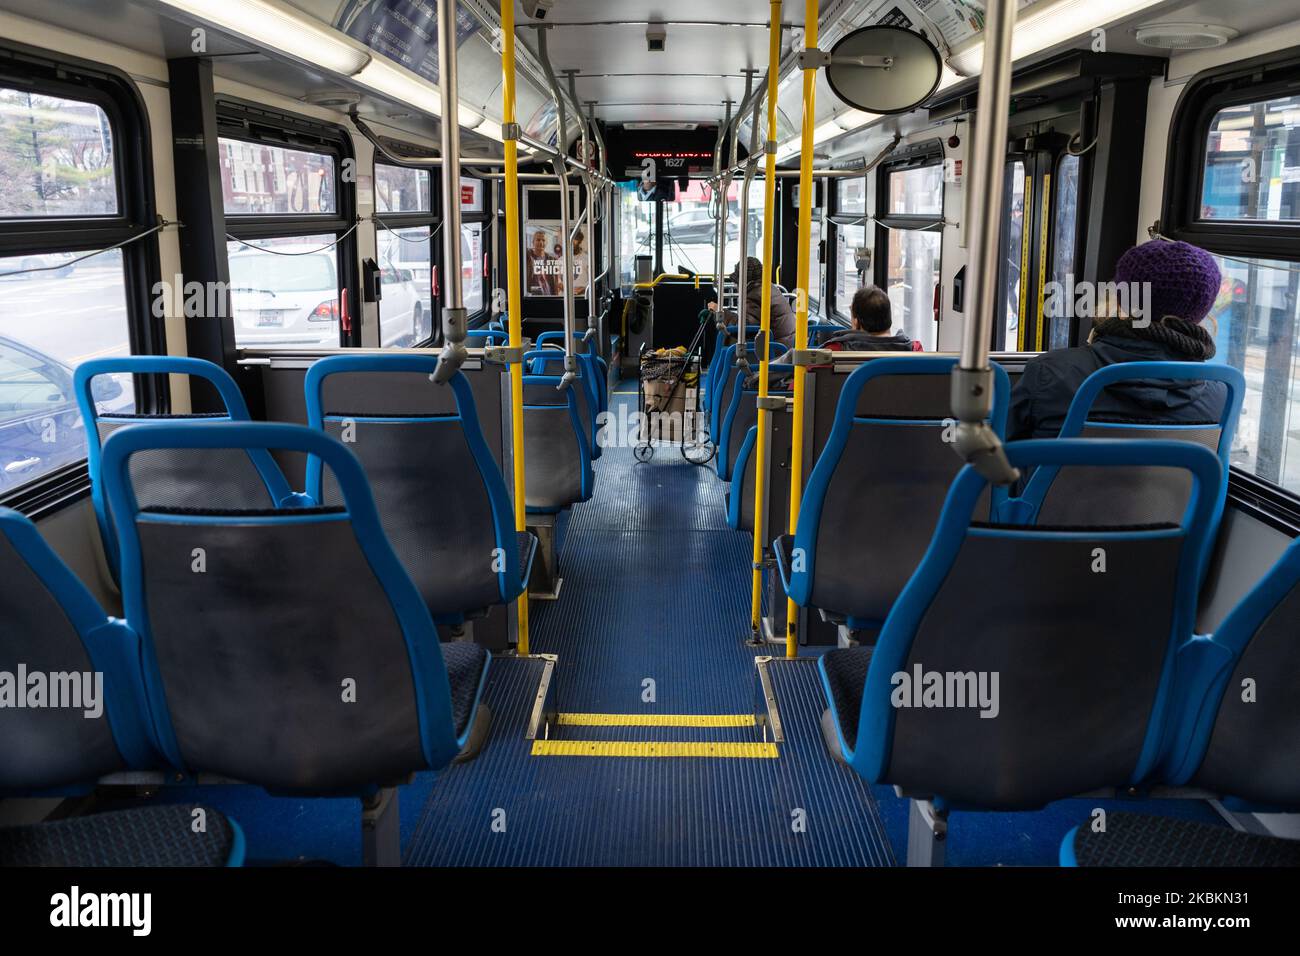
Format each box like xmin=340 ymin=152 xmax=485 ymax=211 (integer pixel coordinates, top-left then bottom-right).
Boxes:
xmin=1000 ymin=160 xmax=1027 ymax=349
xmin=374 ymin=162 xmax=435 ymax=348
xmin=832 ymin=177 xmax=867 ymax=318
xmin=1048 ymin=153 xmax=1080 ymax=349
xmin=220 ymin=129 xmax=352 ymax=351
xmin=0 ymin=81 xmax=143 ymax=499
xmin=878 ymin=159 xmax=944 ymax=350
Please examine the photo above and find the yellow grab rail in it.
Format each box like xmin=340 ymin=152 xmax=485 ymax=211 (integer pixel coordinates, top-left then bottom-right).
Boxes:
xmin=749 ymin=0 xmax=783 ymax=642
xmin=501 ymin=0 xmax=530 ymax=654
xmin=784 ymin=0 xmax=819 ymax=660
xmin=632 ymin=272 xmax=717 ymax=290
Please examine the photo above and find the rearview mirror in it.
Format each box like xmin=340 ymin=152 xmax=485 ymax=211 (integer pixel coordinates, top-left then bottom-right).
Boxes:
xmin=822 ymin=25 xmax=942 ymax=115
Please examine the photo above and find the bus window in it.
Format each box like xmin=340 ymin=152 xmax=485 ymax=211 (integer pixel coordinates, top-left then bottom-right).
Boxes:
xmin=0 ymin=86 xmax=134 ymax=495
xmin=1048 ymin=153 xmax=1081 ymax=349
xmin=374 ymin=163 xmax=434 ymax=348
xmin=221 ymin=135 xmax=346 ymax=349
xmin=880 ymin=162 xmax=943 ymax=350
xmin=833 ymin=176 xmax=867 ymax=316
xmin=1202 ymin=93 xmax=1300 ymax=222
xmin=462 ymin=222 xmax=484 ymax=314
xmin=1001 ymin=160 xmax=1027 ymax=348
xmin=618 ymin=182 xmax=655 ymax=291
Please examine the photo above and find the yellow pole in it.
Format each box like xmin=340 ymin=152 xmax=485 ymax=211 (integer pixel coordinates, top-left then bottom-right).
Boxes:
xmin=785 ymin=0 xmax=818 ymax=660
xmin=502 ymin=0 xmax=530 ymax=655
xmin=748 ymin=0 xmax=782 ymax=641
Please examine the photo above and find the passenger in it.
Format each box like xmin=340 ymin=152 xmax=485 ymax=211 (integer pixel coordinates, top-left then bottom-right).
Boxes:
xmin=1008 ymin=240 xmax=1228 ymax=440
xmin=707 ymin=256 xmax=797 ymax=351
xmin=824 ymin=285 xmax=922 ymax=352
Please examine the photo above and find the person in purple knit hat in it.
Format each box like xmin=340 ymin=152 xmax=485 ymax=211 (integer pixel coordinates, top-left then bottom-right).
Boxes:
xmin=1008 ymin=239 xmax=1228 ymax=440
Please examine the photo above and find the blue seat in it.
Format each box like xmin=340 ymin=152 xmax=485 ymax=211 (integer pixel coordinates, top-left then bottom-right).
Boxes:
xmin=465 ymin=329 xmax=508 ymax=345
xmin=1002 ymin=362 xmax=1244 ymax=542
xmin=100 ymin=421 xmax=491 ymax=796
xmin=774 ymin=357 xmax=1009 ymax=629
xmin=0 ymin=507 xmax=156 ymax=794
xmin=536 ymin=331 xmax=608 ymax=415
xmin=74 ymin=356 xmax=292 ymax=577
xmin=0 ymin=803 xmax=245 ymax=867
xmin=819 ymin=439 xmax=1220 ymax=817
xmin=808 ymin=322 xmax=846 ymax=346
xmin=717 ymin=362 xmax=794 ymax=484
xmin=304 ymin=355 xmax=536 ymax=622
xmin=1162 ymin=534 xmax=1300 ymax=810
xmin=703 ymin=323 xmax=760 ymax=415
xmin=522 ymin=374 xmax=593 ymax=514
xmin=526 ymin=349 xmax=601 ymax=460
xmin=709 ymin=340 xmax=787 ymax=455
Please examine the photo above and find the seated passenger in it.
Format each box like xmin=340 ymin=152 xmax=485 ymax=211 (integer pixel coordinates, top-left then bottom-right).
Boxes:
xmin=1009 ymin=240 xmax=1228 ymax=440
xmin=708 ymin=256 xmax=797 ymax=351
xmin=824 ymin=285 xmax=922 ymax=352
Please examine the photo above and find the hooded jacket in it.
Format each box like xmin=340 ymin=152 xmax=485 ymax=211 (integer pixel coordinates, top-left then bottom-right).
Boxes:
xmin=723 ymin=280 xmax=797 ymax=350
xmin=1008 ymin=334 xmax=1228 ymax=440
xmin=823 ymin=328 xmax=920 ymax=352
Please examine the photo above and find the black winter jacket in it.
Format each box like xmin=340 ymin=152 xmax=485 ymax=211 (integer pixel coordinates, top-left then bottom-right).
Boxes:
xmin=1008 ymin=336 xmax=1228 ymax=440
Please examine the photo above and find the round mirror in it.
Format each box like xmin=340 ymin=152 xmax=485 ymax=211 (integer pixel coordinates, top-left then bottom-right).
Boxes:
xmin=825 ymin=25 xmax=943 ymax=116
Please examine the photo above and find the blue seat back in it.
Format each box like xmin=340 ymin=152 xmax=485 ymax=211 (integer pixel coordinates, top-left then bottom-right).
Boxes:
xmin=304 ymin=355 xmax=525 ymax=615
xmin=101 ymin=422 xmax=476 ymax=791
xmin=704 ymin=323 xmax=760 ymax=413
xmin=808 ymin=322 xmax=846 ymax=346
xmin=536 ymin=331 xmax=608 ymax=414
xmin=465 ymin=329 xmax=508 ymax=345
xmin=835 ymin=438 xmax=1221 ymax=809
xmin=1164 ymin=536 xmax=1300 ymax=808
xmin=0 ymin=508 xmax=155 ymax=793
xmin=709 ymin=340 xmax=787 ymax=444
xmin=785 ymin=357 xmax=1009 ymax=625
xmin=1008 ymin=362 xmax=1244 ymax=535
xmin=522 ymin=374 xmax=593 ymax=513
xmin=526 ymin=349 xmax=601 ymax=459
xmin=716 ymin=362 xmax=794 ymax=482
xmin=74 ymin=357 xmax=291 ymax=575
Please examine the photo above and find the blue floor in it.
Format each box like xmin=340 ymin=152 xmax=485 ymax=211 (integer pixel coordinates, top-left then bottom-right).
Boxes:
xmin=119 ymin=389 xmax=1226 ymax=865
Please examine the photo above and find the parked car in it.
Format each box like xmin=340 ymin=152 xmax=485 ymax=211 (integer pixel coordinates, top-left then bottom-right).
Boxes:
xmin=0 ymin=335 xmax=129 ymax=491
xmin=228 ymin=248 xmax=423 ymax=348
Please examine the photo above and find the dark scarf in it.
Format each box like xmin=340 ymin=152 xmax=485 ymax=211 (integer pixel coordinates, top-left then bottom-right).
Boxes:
xmin=1090 ymin=314 xmax=1216 ymax=361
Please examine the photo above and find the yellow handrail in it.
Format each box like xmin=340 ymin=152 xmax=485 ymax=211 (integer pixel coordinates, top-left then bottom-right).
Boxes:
xmin=749 ymin=0 xmax=782 ymax=642
xmin=632 ymin=272 xmax=717 ymax=290
xmin=502 ymin=0 xmax=530 ymax=655
xmin=785 ymin=0 xmax=819 ymax=660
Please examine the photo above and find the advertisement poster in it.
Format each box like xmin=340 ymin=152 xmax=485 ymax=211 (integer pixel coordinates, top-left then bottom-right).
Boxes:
xmin=523 ymin=221 xmax=589 ymax=298
xmin=335 ymin=1 xmax=480 ymax=84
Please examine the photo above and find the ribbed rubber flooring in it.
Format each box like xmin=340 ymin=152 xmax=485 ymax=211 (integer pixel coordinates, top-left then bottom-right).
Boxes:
xmin=404 ymin=393 xmax=894 ymax=866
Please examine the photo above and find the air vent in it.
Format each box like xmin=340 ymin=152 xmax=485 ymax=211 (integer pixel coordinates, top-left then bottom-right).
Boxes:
xmin=303 ymin=90 xmax=363 ymax=110
xmin=623 ymin=122 xmax=698 ymax=131
xmin=1134 ymin=22 xmax=1238 ymax=50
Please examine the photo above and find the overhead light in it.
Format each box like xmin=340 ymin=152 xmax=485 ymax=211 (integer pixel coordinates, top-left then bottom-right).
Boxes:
xmin=354 ymin=57 xmax=484 ymax=129
xmin=947 ymin=0 xmax=1168 ymax=76
xmin=1134 ymin=22 xmax=1239 ymax=50
xmin=833 ymin=109 xmax=876 ymax=131
xmin=155 ymin=0 xmax=372 ymax=77
xmin=474 ymin=119 xmax=504 ymax=142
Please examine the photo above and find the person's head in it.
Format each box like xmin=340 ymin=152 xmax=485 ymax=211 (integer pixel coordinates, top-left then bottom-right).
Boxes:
xmin=851 ymin=285 xmax=893 ymax=333
xmin=727 ymin=256 xmax=764 ymax=287
xmin=531 ymin=231 xmax=547 ymax=255
xmin=1113 ymin=240 xmax=1221 ymax=325
xmin=574 ymin=230 xmax=585 ymax=253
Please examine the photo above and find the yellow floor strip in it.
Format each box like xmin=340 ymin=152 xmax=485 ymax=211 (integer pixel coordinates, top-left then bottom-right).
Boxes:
xmin=556 ymin=713 xmax=757 ymax=727
xmin=531 ymin=740 xmax=779 ymax=758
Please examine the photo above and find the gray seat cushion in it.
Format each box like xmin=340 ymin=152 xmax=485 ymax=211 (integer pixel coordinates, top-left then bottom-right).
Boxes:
xmin=1070 ymin=812 xmax=1300 ymax=867
xmin=0 ymin=804 xmax=237 ymax=867
xmin=443 ymin=642 xmax=489 ymax=736
xmin=822 ymin=646 xmax=874 ymax=751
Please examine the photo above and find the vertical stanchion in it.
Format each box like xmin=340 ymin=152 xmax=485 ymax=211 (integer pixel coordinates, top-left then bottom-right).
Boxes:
xmin=748 ymin=0 xmax=782 ymax=643
xmin=501 ymin=0 xmax=530 ymax=654
xmin=784 ymin=0 xmax=819 ymax=659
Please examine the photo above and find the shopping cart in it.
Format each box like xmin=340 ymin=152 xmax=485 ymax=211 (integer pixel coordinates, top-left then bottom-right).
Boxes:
xmin=635 ymin=318 xmax=714 ymax=465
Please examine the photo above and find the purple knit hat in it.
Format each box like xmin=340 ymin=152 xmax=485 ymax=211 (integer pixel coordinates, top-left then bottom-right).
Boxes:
xmin=1113 ymin=240 xmax=1221 ymax=324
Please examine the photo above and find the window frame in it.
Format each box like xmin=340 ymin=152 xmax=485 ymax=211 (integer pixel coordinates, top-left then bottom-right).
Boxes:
xmin=1163 ymin=46 xmax=1300 ymax=531
xmin=459 ymin=173 xmax=491 ymax=324
xmin=874 ymin=142 xmax=945 ymax=342
xmin=827 ymin=173 xmax=869 ymax=321
xmin=372 ymin=155 xmax=440 ymax=347
xmin=0 ymin=40 xmax=163 ymax=518
xmin=217 ymin=99 xmax=359 ymax=347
